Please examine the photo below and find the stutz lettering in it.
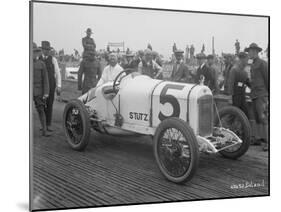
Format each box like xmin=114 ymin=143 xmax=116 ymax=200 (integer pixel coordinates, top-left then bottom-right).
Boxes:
xmin=129 ymin=112 xmax=149 ymax=121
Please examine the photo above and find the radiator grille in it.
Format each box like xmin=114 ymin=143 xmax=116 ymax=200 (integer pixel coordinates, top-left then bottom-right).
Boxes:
xmin=198 ymin=95 xmax=213 ymax=136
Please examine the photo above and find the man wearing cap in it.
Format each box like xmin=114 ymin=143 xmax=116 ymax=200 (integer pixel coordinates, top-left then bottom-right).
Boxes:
xmin=138 ymin=48 xmax=163 ymax=79
xmin=170 ymin=49 xmax=191 ymax=83
xmin=195 ymin=53 xmax=217 ymax=92
xmin=96 ymin=53 xmax=124 ymax=87
xmin=39 ymin=41 xmax=62 ymax=132
xmin=245 ymin=43 xmax=268 ymax=151
xmin=82 ymin=28 xmax=96 ymax=57
xmin=78 ymin=50 xmax=102 ymax=94
xmin=33 ymin=43 xmax=51 ymax=137
xmin=228 ymin=52 xmax=250 ymax=117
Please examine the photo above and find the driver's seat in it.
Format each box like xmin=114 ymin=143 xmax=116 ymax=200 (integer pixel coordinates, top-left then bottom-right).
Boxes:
xmin=102 ymin=85 xmax=118 ymax=100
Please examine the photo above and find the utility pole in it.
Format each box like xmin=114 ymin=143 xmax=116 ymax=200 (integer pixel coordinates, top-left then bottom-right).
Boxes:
xmin=212 ymin=36 xmax=215 ymax=55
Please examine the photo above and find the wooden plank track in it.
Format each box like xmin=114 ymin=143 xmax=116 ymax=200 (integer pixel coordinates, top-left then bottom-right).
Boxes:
xmin=31 ymin=101 xmax=269 ymax=211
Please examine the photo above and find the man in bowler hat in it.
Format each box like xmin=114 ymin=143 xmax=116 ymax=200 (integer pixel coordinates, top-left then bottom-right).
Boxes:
xmin=245 ymin=43 xmax=269 ymax=151
xmin=39 ymin=41 xmax=62 ymax=132
xmin=33 ymin=43 xmax=51 ymax=137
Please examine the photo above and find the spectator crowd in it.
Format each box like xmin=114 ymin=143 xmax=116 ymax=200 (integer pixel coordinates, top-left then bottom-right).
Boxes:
xmin=32 ymin=27 xmax=269 ymax=151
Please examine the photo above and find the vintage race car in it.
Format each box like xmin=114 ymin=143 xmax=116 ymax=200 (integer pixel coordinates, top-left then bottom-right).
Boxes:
xmin=63 ymin=69 xmax=251 ymax=183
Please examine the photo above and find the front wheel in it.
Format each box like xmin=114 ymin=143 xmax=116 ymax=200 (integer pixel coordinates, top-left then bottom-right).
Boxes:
xmin=63 ymin=99 xmax=91 ymax=151
xmin=153 ymin=117 xmax=199 ymax=184
xmin=214 ymin=106 xmax=251 ymax=159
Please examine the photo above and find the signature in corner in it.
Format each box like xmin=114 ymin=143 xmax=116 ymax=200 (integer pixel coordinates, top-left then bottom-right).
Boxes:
xmin=230 ymin=179 xmax=265 ymax=189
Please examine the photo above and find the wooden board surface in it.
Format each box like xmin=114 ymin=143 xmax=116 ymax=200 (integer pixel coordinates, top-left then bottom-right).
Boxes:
xmin=31 ymin=101 xmax=269 ymax=211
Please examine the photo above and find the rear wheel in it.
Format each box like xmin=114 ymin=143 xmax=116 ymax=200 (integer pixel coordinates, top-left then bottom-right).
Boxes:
xmin=154 ymin=117 xmax=199 ymax=184
xmin=63 ymin=99 xmax=91 ymax=151
xmin=214 ymin=106 xmax=251 ymax=159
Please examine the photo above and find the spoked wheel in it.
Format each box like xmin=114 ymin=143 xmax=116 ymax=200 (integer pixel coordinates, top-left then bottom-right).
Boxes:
xmin=63 ymin=99 xmax=90 ymax=151
xmin=154 ymin=117 xmax=199 ymax=184
xmin=214 ymin=106 xmax=251 ymax=159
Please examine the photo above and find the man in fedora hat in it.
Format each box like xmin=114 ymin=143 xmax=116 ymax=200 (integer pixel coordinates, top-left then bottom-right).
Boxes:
xmin=170 ymin=49 xmax=191 ymax=83
xmin=82 ymin=28 xmax=96 ymax=57
xmin=78 ymin=50 xmax=102 ymax=94
xmin=245 ymin=43 xmax=268 ymax=151
xmin=195 ymin=53 xmax=217 ymax=92
xmin=33 ymin=42 xmax=51 ymax=137
xmin=39 ymin=40 xmax=62 ymax=132
xmin=228 ymin=52 xmax=250 ymax=117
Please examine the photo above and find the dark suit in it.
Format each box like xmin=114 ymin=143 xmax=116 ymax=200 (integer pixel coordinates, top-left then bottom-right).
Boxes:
xmin=223 ymin=63 xmax=233 ymax=94
xmin=195 ymin=64 xmax=217 ymax=91
xmin=33 ymin=59 xmax=49 ymax=132
xmin=250 ymin=57 xmax=268 ymax=125
xmin=78 ymin=59 xmax=101 ymax=94
xmin=228 ymin=63 xmax=249 ymax=117
xmin=170 ymin=61 xmax=191 ymax=83
xmin=39 ymin=55 xmax=56 ymax=127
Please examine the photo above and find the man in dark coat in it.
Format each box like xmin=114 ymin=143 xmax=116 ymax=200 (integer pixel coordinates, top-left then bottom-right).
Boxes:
xmin=245 ymin=43 xmax=269 ymax=151
xmin=78 ymin=50 xmax=102 ymax=94
xmin=195 ymin=53 xmax=217 ymax=92
xmin=223 ymin=54 xmax=234 ymax=94
xmin=33 ymin=43 xmax=50 ymax=137
xmin=170 ymin=49 xmax=191 ymax=83
xmin=39 ymin=41 xmax=62 ymax=131
xmin=206 ymin=54 xmax=219 ymax=93
xmin=82 ymin=28 xmax=96 ymax=57
xmin=228 ymin=52 xmax=250 ymax=117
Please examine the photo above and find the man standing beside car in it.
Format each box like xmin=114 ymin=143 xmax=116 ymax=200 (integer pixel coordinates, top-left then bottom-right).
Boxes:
xmin=78 ymin=50 xmax=102 ymax=94
xmin=170 ymin=49 xmax=191 ymax=83
xmin=228 ymin=52 xmax=250 ymax=118
xmin=245 ymin=43 xmax=268 ymax=151
xmin=33 ymin=43 xmax=51 ymax=137
xmin=39 ymin=41 xmax=62 ymax=132
xmin=195 ymin=53 xmax=217 ymax=92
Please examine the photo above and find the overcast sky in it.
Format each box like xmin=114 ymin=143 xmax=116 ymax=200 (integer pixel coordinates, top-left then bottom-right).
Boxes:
xmin=32 ymin=2 xmax=268 ymax=59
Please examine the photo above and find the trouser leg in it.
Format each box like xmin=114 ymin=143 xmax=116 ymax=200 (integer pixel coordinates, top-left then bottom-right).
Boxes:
xmin=37 ymin=106 xmax=47 ymax=133
xmin=45 ymin=86 xmax=55 ymax=127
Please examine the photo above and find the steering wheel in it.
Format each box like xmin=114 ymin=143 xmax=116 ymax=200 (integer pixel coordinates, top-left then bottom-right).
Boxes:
xmin=112 ymin=68 xmax=136 ymax=93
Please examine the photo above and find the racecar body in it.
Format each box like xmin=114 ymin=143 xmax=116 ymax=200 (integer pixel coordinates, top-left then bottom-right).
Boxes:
xmin=64 ymin=70 xmax=251 ymax=183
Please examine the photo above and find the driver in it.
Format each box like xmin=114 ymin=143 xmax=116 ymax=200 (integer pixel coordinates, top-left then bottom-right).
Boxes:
xmin=96 ymin=53 xmax=124 ymax=87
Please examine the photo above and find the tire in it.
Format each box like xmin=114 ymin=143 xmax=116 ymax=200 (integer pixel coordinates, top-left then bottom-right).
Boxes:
xmin=214 ymin=105 xmax=251 ymax=159
xmin=153 ymin=117 xmax=199 ymax=184
xmin=63 ymin=99 xmax=91 ymax=151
